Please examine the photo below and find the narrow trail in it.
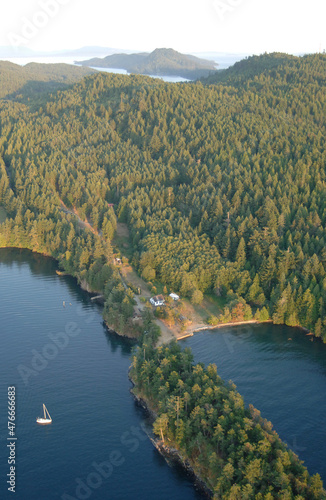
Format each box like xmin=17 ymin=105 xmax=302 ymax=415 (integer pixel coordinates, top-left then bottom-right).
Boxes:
xmin=59 ymin=200 xmax=261 ymax=345
xmin=59 ymin=199 xmax=98 ymax=235
xmin=59 ymin=199 xmax=178 ymax=343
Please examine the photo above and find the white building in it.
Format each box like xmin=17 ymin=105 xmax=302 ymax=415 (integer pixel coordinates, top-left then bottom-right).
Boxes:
xmin=150 ymin=295 xmax=165 ymax=306
xmin=169 ymin=293 xmax=180 ymax=301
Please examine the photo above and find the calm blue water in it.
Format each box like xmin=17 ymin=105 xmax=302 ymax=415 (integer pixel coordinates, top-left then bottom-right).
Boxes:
xmin=0 ymin=249 xmax=203 ymax=500
xmin=180 ymin=324 xmax=326 ymax=482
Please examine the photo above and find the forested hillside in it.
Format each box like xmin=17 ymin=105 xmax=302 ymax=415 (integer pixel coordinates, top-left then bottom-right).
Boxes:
xmin=201 ymin=52 xmax=297 ymax=84
xmin=0 ymin=53 xmax=326 ymax=339
xmin=0 ymin=61 xmax=95 ymax=102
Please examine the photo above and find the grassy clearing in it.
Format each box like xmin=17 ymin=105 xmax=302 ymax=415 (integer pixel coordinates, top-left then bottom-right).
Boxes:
xmin=195 ymin=294 xmax=227 ymax=320
xmin=175 ymin=295 xmax=225 ymax=327
xmin=112 ymin=223 xmax=134 ymax=259
xmin=112 ymin=222 xmax=227 ymax=337
xmin=122 ymin=266 xmax=152 ymax=298
xmin=122 ymin=263 xmax=226 ymax=328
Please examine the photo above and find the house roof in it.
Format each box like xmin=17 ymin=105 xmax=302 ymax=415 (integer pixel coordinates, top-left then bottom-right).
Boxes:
xmin=151 ymin=295 xmax=165 ymax=303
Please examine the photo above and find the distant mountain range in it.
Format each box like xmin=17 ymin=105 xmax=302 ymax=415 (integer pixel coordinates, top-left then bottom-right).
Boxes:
xmin=77 ymin=48 xmax=218 ymax=80
xmin=0 ymin=46 xmax=132 ymax=59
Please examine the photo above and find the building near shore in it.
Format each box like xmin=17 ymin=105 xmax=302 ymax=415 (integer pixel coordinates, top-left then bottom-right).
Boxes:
xmin=169 ymin=293 xmax=179 ymax=301
xmin=150 ymin=295 xmax=165 ymax=306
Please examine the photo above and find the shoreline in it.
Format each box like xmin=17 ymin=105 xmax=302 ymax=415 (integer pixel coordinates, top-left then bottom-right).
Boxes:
xmin=0 ymin=246 xmax=314 ymax=343
xmin=192 ymin=318 xmax=270 ymax=333
xmin=129 ymin=374 xmax=213 ymax=499
xmin=172 ymin=319 xmax=271 ymax=343
xmin=103 ymin=321 xmax=139 ymax=341
xmin=175 ymin=318 xmax=315 ymax=344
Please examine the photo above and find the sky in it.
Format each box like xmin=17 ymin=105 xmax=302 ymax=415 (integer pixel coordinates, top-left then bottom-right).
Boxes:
xmin=1 ymin=0 xmax=326 ymax=56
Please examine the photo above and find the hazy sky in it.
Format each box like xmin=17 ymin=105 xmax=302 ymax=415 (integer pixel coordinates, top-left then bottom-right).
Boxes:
xmin=1 ymin=0 xmax=326 ymax=55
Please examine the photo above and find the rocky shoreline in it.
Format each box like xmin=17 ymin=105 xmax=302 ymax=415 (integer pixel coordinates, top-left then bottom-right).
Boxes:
xmin=129 ymin=374 xmax=213 ymax=499
xmin=103 ymin=321 xmax=139 ymax=340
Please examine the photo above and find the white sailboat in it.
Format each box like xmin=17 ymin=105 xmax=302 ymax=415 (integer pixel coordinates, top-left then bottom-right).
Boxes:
xmin=36 ymin=404 xmax=52 ymax=425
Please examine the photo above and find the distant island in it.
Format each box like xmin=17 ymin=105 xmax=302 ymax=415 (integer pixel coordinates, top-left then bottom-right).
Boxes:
xmin=76 ymin=47 xmax=218 ymax=80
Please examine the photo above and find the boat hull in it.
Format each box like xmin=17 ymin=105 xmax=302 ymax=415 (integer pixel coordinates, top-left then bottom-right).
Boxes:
xmin=36 ymin=418 xmax=52 ymax=425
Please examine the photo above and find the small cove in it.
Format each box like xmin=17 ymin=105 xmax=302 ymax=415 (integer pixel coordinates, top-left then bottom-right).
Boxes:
xmin=180 ymin=323 xmax=326 ymax=482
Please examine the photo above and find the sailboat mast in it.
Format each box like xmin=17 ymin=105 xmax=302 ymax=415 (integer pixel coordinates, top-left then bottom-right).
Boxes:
xmin=44 ymin=404 xmax=51 ymax=420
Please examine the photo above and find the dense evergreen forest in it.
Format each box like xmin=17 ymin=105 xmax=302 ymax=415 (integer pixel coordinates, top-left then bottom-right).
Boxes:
xmin=1 ymin=52 xmax=326 ymax=339
xmin=1 ymin=52 xmax=326 ymax=497
xmin=0 ymin=61 xmax=95 ymax=102
xmin=131 ymin=340 xmax=325 ymax=499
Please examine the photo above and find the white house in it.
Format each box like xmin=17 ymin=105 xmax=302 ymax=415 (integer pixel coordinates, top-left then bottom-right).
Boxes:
xmin=150 ymin=295 xmax=165 ymax=306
